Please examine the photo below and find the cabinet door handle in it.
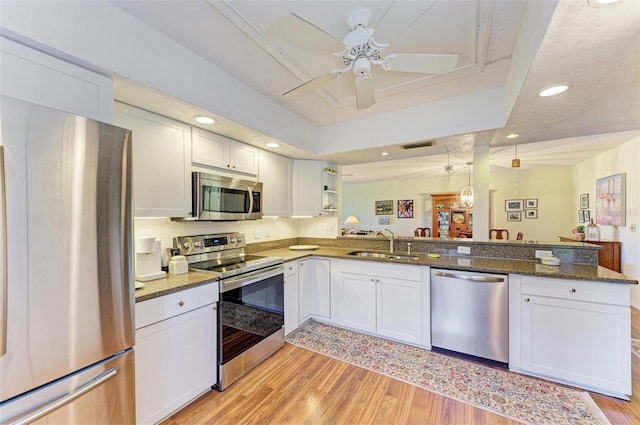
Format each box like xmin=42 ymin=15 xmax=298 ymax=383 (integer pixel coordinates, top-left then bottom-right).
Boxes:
xmin=178 ymin=300 xmax=185 ymax=307
xmin=524 ymin=297 xmax=530 ymax=302
xmin=569 ymin=288 xmax=576 ymax=293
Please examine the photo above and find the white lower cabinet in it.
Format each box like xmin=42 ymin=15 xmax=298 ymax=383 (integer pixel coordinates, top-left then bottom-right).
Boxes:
xmin=518 ymin=276 xmax=630 ymax=398
xmin=376 ymin=276 xmax=422 ymax=344
xmin=338 ymin=273 xmax=376 ymax=333
xmin=135 ymin=283 xmax=218 ymax=424
xmin=337 ymin=260 xmax=423 ymax=345
xmin=284 ymin=261 xmax=299 ymax=335
xmin=298 ymin=258 xmax=331 ymax=321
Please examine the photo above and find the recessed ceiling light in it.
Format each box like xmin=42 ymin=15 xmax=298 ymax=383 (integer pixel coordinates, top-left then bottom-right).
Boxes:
xmin=538 ymin=85 xmax=568 ymax=97
xmin=266 ymin=142 xmax=280 ymax=148
xmin=194 ymin=115 xmax=215 ymax=124
xmin=381 ymin=152 xmax=389 ymax=156
xmin=506 ymin=133 xmax=519 ymax=139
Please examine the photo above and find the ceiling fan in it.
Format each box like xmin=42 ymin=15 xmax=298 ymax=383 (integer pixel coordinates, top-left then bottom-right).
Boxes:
xmin=274 ymin=8 xmax=459 ymax=110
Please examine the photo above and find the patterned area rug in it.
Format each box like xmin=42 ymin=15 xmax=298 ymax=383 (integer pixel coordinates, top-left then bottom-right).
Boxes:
xmin=286 ymin=320 xmax=611 ymax=425
xmin=632 ymin=339 xmax=640 ymax=358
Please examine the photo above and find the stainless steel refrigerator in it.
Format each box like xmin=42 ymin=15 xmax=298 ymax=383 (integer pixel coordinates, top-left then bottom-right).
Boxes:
xmin=0 ymin=95 xmax=135 ymax=424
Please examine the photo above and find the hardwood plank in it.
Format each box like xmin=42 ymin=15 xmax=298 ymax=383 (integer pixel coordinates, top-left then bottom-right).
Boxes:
xmin=165 ymin=307 xmax=640 ymax=425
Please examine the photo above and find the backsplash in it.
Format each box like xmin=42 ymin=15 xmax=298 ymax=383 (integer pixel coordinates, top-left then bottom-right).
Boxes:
xmin=134 ymin=216 xmax=339 ymax=265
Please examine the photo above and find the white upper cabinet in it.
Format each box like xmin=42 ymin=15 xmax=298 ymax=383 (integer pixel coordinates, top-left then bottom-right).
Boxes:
xmin=258 ymin=149 xmax=292 ymax=216
xmin=113 ymin=103 xmax=191 ymax=218
xmin=292 ymin=160 xmax=323 ymax=216
xmin=192 ymin=127 xmax=258 ymax=176
xmin=1 ymin=37 xmax=112 ymax=121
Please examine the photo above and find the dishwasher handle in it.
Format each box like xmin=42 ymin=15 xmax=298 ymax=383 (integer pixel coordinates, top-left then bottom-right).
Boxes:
xmin=432 ymin=270 xmax=505 ymax=283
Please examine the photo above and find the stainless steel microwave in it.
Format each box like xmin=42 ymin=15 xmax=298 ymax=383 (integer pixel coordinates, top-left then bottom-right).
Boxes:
xmin=192 ymin=172 xmax=263 ymax=220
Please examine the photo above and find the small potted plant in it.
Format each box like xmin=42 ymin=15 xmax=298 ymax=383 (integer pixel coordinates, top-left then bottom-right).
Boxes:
xmin=572 ymin=225 xmax=586 ymax=240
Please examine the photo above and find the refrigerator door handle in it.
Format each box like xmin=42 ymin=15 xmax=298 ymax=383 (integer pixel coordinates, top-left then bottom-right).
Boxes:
xmin=0 ymin=146 xmax=6 ymax=356
xmin=9 ymin=367 xmax=118 ymax=425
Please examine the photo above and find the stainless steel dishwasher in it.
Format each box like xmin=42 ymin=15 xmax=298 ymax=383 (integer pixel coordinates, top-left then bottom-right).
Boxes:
xmin=430 ymin=269 xmax=509 ymax=364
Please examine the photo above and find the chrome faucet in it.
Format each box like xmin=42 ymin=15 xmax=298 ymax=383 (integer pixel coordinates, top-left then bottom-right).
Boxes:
xmin=383 ymin=228 xmax=395 ymax=253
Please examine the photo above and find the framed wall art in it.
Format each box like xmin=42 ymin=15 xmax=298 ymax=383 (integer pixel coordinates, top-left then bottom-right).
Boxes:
xmin=397 ymin=200 xmax=413 ymax=218
xmin=585 ymin=210 xmax=591 ymax=222
xmin=580 ymin=193 xmax=589 ymax=209
xmin=505 ymin=199 xmax=524 ymax=212
xmin=525 ymin=209 xmax=538 ymax=219
xmin=525 ymin=198 xmax=538 ymax=208
xmin=507 ymin=212 xmax=522 ymax=222
xmin=375 ymin=200 xmax=393 ymax=215
xmin=595 ymin=173 xmax=626 ymax=225
xmin=578 ymin=210 xmax=585 ymax=223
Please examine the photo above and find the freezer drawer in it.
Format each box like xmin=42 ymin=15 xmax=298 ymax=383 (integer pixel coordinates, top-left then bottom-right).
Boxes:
xmin=0 ymin=349 xmax=135 ymax=425
xmin=431 ymin=269 xmax=509 ymax=363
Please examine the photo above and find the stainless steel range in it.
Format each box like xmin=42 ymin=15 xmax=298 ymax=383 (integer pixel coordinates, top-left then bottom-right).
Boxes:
xmin=174 ymin=232 xmax=284 ymax=391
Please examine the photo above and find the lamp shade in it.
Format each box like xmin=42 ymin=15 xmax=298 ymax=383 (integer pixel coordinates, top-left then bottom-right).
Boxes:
xmin=344 ymin=216 xmax=359 ymax=225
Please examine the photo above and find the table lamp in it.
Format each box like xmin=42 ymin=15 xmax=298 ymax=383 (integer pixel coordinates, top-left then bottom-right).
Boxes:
xmin=344 ymin=216 xmax=359 ymax=234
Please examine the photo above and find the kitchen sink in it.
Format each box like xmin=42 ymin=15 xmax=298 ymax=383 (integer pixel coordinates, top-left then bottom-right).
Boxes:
xmin=347 ymin=251 xmax=419 ymax=261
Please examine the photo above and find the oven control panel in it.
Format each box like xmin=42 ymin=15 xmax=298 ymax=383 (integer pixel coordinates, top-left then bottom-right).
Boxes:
xmin=174 ymin=232 xmax=245 ymax=256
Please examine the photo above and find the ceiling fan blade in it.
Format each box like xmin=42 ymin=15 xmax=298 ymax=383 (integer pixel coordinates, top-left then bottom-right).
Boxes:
xmin=355 ymin=74 xmax=375 ymax=110
xmin=269 ymin=13 xmax=344 ymax=52
xmin=283 ymin=72 xmax=340 ymax=100
xmin=383 ymin=54 xmax=459 ymax=75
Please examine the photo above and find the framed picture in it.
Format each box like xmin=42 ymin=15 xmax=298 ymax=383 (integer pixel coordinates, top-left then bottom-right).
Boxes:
xmin=375 ymin=200 xmax=393 ymax=215
xmin=378 ymin=216 xmax=390 ymax=225
xmin=505 ymin=199 xmax=524 ymax=212
xmin=595 ymin=173 xmax=626 ymax=225
xmin=525 ymin=209 xmax=538 ymax=219
xmin=397 ymin=200 xmax=413 ymax=218
xmin=580 ymin=193 xmax=589 ymax=209
xmin=586 ymin=226 xmax=600 ymax=241
xmin=578 ymin=210 xmax=585 ymax=223
xmin=584 ymin=210 xmax=591 ymax=222
xmin=525 ymin=198 xmax=538 ymax=208
xmin=507 ymin=212 xmax=522 ymax=222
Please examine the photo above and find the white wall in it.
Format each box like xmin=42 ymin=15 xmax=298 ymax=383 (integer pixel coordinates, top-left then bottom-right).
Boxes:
xmin=572 ymin=136 xmax=639 ymax=307
xmin=489 ymin=167 xmax=574 ymax=242
xmin=342 ymin=167 xmax=574 ymax=241
xmin=342 ymin=173 xmax=473 ymax=237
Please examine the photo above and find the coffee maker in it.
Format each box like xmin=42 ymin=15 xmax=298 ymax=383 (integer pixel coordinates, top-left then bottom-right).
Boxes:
xmin=135 ymin=236 xmax=166 ymax=281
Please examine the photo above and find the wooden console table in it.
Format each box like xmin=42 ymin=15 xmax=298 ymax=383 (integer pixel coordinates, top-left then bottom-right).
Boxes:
xmin=559 ymin=236 xmax=622 ymax=272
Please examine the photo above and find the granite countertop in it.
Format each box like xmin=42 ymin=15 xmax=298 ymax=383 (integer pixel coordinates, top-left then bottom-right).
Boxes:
xmin=135 ymin=244 xmax=636 ymax=301
xmin=134 ymin=270 xmax=219 ymax=302
xmin=257 ymin=247 xmax=637 ymax=285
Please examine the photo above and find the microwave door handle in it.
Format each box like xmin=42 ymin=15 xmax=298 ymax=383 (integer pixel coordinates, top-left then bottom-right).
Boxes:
xmin=247 ymin=186 xmax=253 ymax=215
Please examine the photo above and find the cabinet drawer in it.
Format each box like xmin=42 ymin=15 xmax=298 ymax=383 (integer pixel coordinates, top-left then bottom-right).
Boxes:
xmin=338 ymin=259 xmax=421 ymax=281
xmin=136 ymin=283 xmax=219 ymax=329
xmin=521 ymin=276 xmax=628 ymax=306
xmin=284 ymin=261 xmax=299 ymax=277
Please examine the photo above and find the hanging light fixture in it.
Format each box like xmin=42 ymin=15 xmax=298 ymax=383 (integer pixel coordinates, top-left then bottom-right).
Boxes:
xmin=511 ymin=141 xmax=520 ymax=169
xmin=460 ymin=162 xmax=473 ymax=208
xmin=512 ymin=141 xmax=520 ymax=194
xmin=444 ymin=151 xmax=454 ymax=181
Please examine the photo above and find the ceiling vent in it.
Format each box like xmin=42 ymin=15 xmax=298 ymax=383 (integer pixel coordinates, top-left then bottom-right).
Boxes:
xmin=400 ymin=140 xmax=435 ymax=150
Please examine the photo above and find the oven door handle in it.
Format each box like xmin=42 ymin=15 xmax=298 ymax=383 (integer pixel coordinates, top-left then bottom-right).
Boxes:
xmin=221 ymin=264 xmax=284 ymax=292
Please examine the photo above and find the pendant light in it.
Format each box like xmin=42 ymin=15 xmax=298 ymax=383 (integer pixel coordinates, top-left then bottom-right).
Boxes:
xmin=444 ymin=151 xmax=453 ymax=182
xmin=512 ymin=141 xmax=520 ymax=194
xmin=460 ymin=162 xmax=473 ymax=208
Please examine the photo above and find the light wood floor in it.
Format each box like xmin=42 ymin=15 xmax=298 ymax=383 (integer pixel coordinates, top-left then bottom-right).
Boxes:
xmin=163 ymin=307 xmax=640 ymax=425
